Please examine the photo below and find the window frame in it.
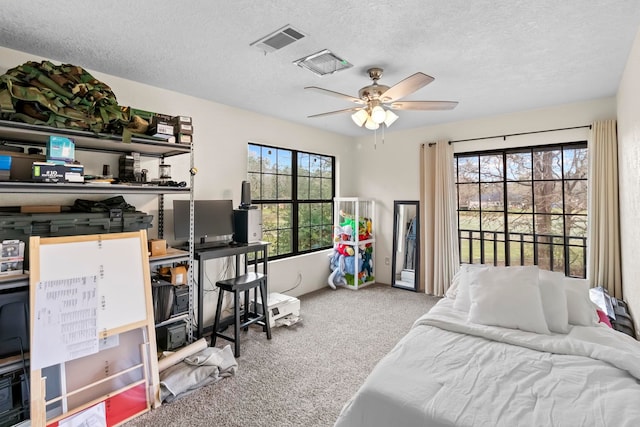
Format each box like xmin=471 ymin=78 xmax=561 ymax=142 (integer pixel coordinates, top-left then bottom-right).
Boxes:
xmin=454 ymin=141 xmax=588 ymax=277
xmin=248 ymin=142 xmax=336 ymax=260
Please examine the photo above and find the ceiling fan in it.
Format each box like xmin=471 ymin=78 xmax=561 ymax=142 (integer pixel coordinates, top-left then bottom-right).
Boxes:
xmin=305 ymin=67 xmax=458 ymax=130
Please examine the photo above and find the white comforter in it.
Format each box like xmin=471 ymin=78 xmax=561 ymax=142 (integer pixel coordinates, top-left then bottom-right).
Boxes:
xmin=334 ymin=298 xmax=640 ymax=427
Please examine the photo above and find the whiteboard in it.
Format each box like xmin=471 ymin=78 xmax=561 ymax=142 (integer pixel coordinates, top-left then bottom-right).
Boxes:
xmin=31 ymin=233 xmax=148 ymax=369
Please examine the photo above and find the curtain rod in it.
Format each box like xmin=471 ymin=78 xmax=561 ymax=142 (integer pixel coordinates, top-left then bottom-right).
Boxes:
xmin=447 ymin=124 xmax=592 ymax=144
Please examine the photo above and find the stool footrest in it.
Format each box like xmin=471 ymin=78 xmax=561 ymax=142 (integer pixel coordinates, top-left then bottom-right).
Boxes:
xmin=215 ymin=320 xmax=268 ymax=343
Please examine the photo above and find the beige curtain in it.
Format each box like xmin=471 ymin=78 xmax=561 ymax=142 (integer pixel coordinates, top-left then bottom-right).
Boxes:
xmin=420 ymin=141 xmax=460 ymax=296
xmin=587 ymin=120 xmax=622 ymax=298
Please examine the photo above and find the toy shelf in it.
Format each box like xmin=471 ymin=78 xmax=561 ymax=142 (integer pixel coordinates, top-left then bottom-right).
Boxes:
xmin=330 ymin=197 xmax=375 ymax=290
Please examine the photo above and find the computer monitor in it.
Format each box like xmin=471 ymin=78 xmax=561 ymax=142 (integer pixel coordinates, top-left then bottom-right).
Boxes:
xmin=173 ymin=199 xmax=235 ymax=246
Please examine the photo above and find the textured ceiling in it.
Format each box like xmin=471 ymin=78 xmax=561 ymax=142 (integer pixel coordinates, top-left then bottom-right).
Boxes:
xmin=1 ymin=1 xmax=640 ymax=137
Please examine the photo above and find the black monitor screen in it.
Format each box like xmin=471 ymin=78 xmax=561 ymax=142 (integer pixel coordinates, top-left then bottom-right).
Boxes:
xmin=173 ymin=199 xmax=234 ymax=245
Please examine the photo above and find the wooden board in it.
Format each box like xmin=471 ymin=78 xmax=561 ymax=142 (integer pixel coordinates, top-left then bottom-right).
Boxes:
xmin=29 ymin=230 xmax=160 ymax=427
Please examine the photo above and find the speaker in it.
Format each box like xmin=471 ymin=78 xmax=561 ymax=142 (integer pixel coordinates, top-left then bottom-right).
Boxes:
xmin=234 ymin=209 xmax=262 ymax=243
xmin=240 ymin=180 xmax=251 ymax=208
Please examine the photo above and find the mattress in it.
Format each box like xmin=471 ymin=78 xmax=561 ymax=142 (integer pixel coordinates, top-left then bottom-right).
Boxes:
xmin=334 ymin=298 xmax=640 ymax=427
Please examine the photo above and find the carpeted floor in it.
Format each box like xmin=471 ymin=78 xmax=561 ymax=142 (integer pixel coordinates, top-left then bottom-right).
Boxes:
xmin=125 ymin=284 xmax=440 ymax=427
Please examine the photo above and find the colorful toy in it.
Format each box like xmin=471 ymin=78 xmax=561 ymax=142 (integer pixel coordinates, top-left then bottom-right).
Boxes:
xmin=327 ymin=250 xmax=347 ymax=289
xmin=328 ymin=211 xmax=374 ymax=289
xmin=327 ymin=223 xmax=354 ymax=289
xmin=336 ymin=244 xmax=354 ymax=256
xmin=361 ymin=246 xmax=373 ymax=278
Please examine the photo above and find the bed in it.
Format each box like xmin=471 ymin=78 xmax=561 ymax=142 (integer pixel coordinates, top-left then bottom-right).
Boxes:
xmin=334 ymin=265 xmax=640 ymax=427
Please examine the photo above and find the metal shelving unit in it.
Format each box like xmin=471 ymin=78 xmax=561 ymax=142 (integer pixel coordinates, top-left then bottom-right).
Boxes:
xmin=0 ymin=181 xmax=190 ymax=194
xmin=0 ymin=120 xmax=190 ymax=157
xmin=0 ymin=118 xmax=195 ymax=425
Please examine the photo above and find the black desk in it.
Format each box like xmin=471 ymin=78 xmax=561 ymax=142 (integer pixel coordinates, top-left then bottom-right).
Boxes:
xmin=194 ymin=242 xmax=269 ymax=339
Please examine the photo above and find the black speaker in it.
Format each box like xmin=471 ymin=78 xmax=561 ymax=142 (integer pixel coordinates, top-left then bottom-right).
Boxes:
xmin=240 ymin=180 xmax=251 ymax=208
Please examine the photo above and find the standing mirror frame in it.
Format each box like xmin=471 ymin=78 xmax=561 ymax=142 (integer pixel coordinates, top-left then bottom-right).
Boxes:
xmin=391 ymin=200 xmax=420 ymax=291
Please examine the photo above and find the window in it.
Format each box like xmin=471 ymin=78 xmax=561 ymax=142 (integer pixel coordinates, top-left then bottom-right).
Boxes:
xmin=248 ymin=143 xmax=335 ymax=259
xmin=455 ymin=142 xmax=588 ymax=277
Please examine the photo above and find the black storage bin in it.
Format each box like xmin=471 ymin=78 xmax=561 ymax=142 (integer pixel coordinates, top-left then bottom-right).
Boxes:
xmin=0 ymin=290 xmax=29 ymax=358
xmin=0 ymin=211 xmax=153 ymax=269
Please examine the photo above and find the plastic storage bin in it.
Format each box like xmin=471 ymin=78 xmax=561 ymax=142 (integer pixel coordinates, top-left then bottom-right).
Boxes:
xmin=0 ymin=211 xmax=153 ymax=269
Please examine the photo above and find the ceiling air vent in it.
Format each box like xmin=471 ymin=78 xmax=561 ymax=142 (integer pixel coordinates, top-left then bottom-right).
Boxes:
xmin=250 ymin=25 xmax=306 ymax=53
xmin=293 ymin=49 xmax=353 ymax=76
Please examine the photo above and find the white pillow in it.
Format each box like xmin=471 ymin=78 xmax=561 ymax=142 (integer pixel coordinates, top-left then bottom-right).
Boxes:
xmin=452 ymin=264 xmax=489 ymax=312
xmin=538 ymin=269 xmax=570 ymax=333
xmin=564 ymin=277 xmax=598 ymax=326
xmin=468 ymin=265 xmax=551 ymax=334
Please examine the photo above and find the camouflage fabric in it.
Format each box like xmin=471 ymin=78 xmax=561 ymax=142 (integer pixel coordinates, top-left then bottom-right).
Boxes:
xmin=0 ymin=60 xmax=130 ymax=134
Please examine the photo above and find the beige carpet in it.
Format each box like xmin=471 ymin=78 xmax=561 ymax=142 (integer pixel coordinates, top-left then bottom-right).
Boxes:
xmin=125 ymin=284 xmax=440 ymax=427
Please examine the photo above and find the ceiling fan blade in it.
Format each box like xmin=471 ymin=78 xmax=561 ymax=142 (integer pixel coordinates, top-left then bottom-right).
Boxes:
xmin=380 ymin=72 xmax=435 ymax=102
xmin=389 ymin=100 xmax=458 ymax=111
xmin=308 ymin=107 xmax=363 ymax=118
xmin=305 ymin=86 xmax=365 ymax=104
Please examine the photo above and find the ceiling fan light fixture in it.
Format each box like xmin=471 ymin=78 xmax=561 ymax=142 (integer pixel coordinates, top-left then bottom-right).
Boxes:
xmin=364 ymin=116 xmax=380 ymax=130
xmin=305 ymin=67 xmax=457 ymax=133
xmin=384 ymin=110 xmax=399 ymax=127
xmin=370 ymin=105 xmax=386 ymax=124
xmin=351 ymin=109 xmax=369 ymax=127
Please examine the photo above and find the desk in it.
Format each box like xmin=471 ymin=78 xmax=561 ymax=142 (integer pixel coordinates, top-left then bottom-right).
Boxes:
xmin=194 ymin=242 xmax=269 ymax=339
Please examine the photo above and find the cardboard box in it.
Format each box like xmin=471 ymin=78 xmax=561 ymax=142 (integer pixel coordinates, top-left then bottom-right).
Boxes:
xmin=153 ymin=113 xmax=173 ymax=123
xmin=32 ymin=162 xmax=84 ymax=183
xmin=177 ymin=133 xmax=192 ymax=144
xmin=170 ymin=265 xmax=187 ymax=285
xmin=152 ymin=122 xmax=174 ymax=136
xmin=149 ymin=115 xmax=175 ymax=137
xmin=0 ymin=150 xmax=46 ymax=180
xmin=174 ymin=122 xmax=193 ymax=135
xmin=170 ymin=115 xmax=192 ymax=125
xmin=148 ymin=239 xmax=167 ymax=256
xmin=47 ymin=136 xmax=75 ymax=164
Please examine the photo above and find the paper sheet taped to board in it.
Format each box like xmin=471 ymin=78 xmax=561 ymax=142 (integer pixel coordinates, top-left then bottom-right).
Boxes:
xmin=31 ymin=275 xmax=99 ymax=370
xmin=58 ymin=401 xmax=106 ymax=427
xmin=38 ymin=236 xmax=147 ymax=331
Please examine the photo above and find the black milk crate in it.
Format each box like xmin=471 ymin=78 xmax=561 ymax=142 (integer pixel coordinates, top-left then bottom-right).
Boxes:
xmin=0 ymin=211 xmax=153 ymax=269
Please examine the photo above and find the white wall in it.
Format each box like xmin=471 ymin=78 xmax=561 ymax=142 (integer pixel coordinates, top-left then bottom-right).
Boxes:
xmin=352 ymin=98 xmax=616 ymax=286
xmin=0 ymin=46 xmax=356 ymax=325
xmin=1 ymin=44 xmax=626 ymax=321
xmin=616 ymin=28 xmax=640 ymax=333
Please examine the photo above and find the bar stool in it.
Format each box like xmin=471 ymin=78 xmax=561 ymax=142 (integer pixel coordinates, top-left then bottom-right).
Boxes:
xmin=211 ymin=272 xmax=272 ymax=357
